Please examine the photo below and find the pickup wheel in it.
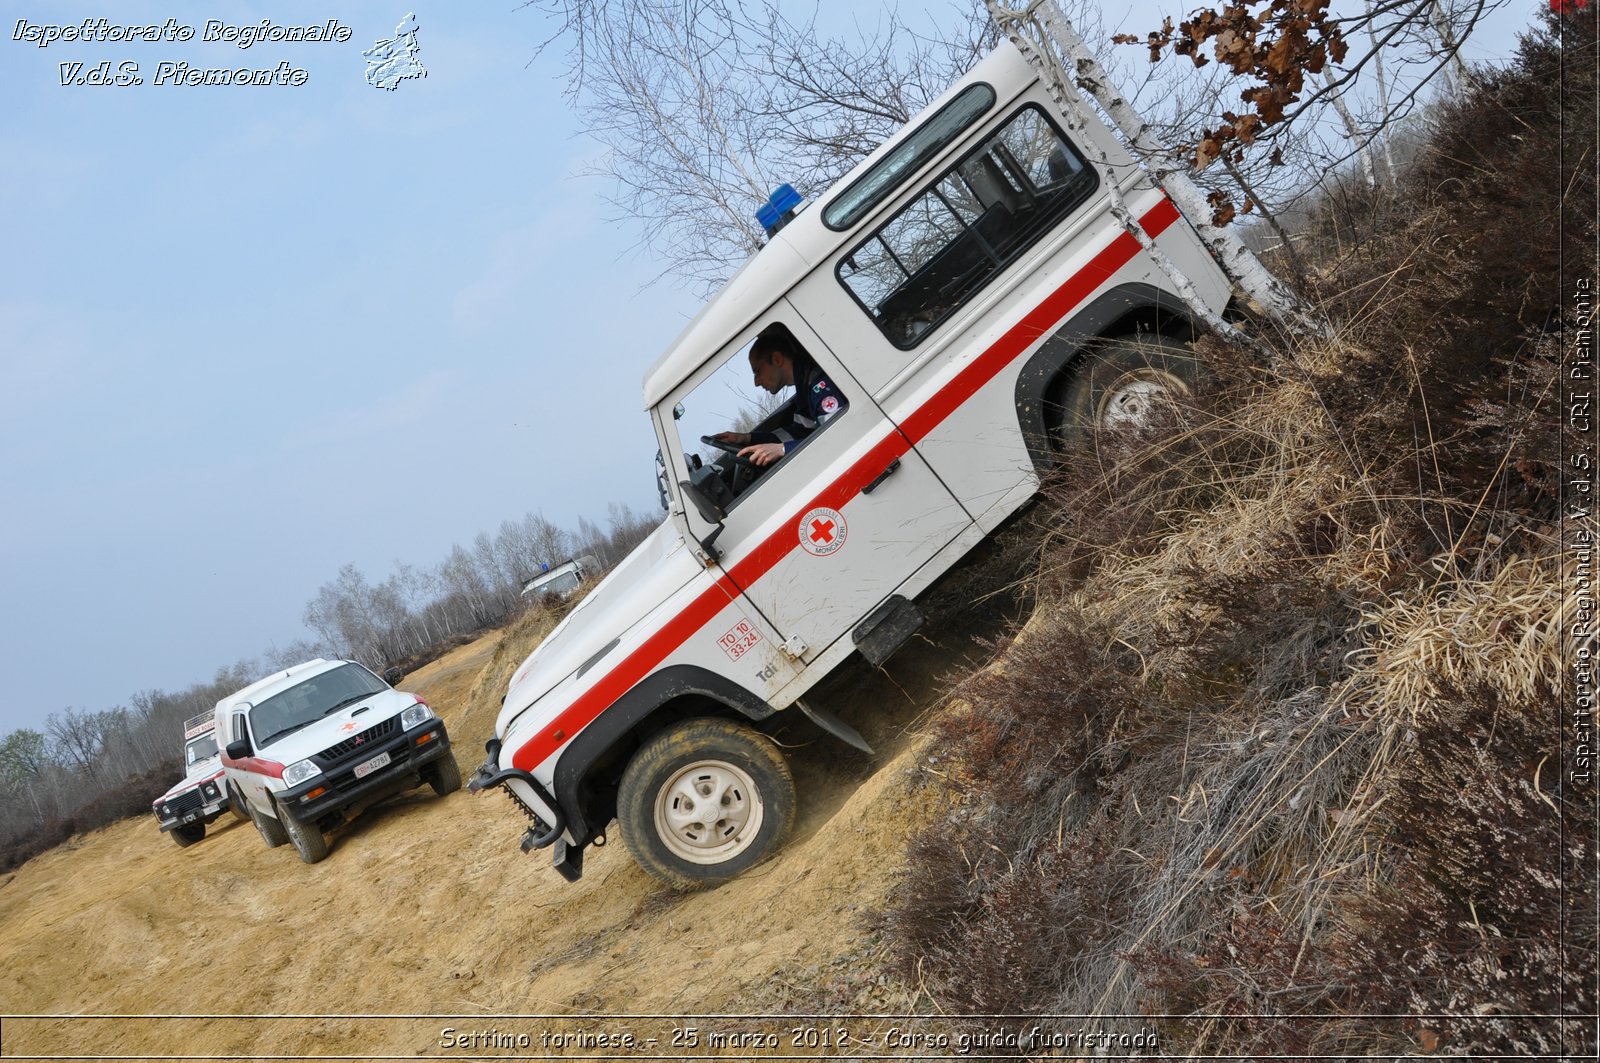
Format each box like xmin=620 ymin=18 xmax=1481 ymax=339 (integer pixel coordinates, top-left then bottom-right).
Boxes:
xmin=247 ymin=798 xmax=288 ymax=849
xmin=426 ymin=755 xmax=462 ymax=796
xmin=227 ymin=784 xmax=249 ymax=822
xmin=617 ymin=718 xmax=795 ymax=891
xmin=279 ymin=804 xmax=329 ymax=864
xmin=1056 ymin=334 xmax=1202 ymax=446
xmin=171 ymin=822 xmax=205 ymax=847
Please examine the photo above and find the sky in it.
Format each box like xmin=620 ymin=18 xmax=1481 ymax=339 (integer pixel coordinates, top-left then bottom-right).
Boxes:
xmin=0 ymin=0 xmax=1539 ymax=739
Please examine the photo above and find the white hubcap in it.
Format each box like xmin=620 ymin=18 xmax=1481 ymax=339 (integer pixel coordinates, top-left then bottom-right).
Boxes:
xmin=1097 ymin=370 xmax=1189 ymax=431
xmin=654 ymin=760 xmax=764 ymax=865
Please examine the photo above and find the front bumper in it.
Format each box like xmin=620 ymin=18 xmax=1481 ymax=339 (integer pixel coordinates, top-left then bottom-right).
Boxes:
xmin=278 ymin=718 xmax=452 ymax=823
xmin=154 ymin=783 xmax=229 ymax=833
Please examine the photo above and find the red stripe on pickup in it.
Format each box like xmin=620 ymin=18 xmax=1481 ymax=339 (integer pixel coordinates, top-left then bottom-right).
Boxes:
xmin=221 ymin=755 xmax=285 ymax=779
xmin=511 ymin=197 xmax=1181 ymax=774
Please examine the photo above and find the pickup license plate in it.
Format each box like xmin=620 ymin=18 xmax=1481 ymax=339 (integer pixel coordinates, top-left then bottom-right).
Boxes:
xmin=353 ymin=751 xmax=391 ymax=779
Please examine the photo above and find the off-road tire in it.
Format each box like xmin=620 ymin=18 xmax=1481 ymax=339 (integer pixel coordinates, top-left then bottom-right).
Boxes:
xmin=617 ymin=717 xmax=795 ymax=891
xmin=279 ymin=803 xmax=329 ymax=864
xmin=227 ymin=784 xmax=249 ymax=822
xmin=247 ymin=798 xmax=288 ymax=849
xmin=426 ymin=755 xmax=462 ymax=797
xmin=1056 ymin=333 xmax=1203 ymax=447
xmin=171 ymin=822 xmax=205 ymax=848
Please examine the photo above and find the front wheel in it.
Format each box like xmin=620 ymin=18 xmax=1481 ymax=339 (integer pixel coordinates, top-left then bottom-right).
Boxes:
xmin=1056 ymin=333 xmax=1203 ymax=447
xmin=426 ymin=756 xmax=462 ymax=796
xmin=279 ymin=804 xmax=329 ymax=864
xmin=246 ymin=797 xmax=288 ymax=849
xmin=617 ymin=718 xmax=796 ymax=891
xmin=171 ymin=822 xmax=205 ymax=848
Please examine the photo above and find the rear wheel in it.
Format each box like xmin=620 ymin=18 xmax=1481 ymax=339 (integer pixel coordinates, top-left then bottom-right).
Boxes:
xmin=247 ymin=798 xmax=288 ymax=849
xmin=279 ymin=804 xmax=329 ymax=864
xmin=171 ymin=822 xmax=205 ymax=848
xmin=617 ymin=718 xmax=795 ymax=891
xmin=1056 ymin=333 xmax=1203 ymax=447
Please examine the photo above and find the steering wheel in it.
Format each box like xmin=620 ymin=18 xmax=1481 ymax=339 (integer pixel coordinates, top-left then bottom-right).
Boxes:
xmin=700 ymin=434 xmax=761 ymax=468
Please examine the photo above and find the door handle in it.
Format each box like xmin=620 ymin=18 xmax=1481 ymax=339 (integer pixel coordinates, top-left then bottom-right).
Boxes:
xmin=862 ymin=458 xmax=901 ymax=494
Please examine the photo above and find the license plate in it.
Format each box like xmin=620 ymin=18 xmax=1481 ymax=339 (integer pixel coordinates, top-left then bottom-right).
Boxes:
xmin=353 ymin=751 xmax=392 ymax=778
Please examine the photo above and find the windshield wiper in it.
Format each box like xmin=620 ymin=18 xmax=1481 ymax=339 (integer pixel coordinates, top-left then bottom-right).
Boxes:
xmin=321 ymin=692 xmax=377 ymax=716
xmin=258 ymin=719 xmax=317 ymax=746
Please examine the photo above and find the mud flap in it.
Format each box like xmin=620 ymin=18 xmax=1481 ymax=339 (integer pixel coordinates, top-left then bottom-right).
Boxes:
xmin=852 ymin=594 xmax=924 ymax=667
xmin=796 ymin=699 xmax=874 ymax=756
xmin=552 ymin=838 xmax=584 ymax=882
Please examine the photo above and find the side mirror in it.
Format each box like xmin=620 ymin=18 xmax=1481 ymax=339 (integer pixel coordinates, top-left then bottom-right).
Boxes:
xmin=225 ymin=739 xmax=252 ymax=760
xmin=382 ymin=666 xmax=404 ymax=686
xmin=678 ymin=478 xmax=726 ymax=525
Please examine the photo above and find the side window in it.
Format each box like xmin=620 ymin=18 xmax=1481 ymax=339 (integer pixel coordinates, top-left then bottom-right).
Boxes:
xmin=837 ymin=105 xmax=1097 ymax=348
xmin=671 ymin=323 xmax=849 ymax=513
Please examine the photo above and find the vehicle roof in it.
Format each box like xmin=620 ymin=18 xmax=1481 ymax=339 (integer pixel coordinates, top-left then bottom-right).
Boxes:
xmin=214 ymin=658 xmax=342 ymax=714
xmin=640 ymin=41 xmax=1037 ymax=408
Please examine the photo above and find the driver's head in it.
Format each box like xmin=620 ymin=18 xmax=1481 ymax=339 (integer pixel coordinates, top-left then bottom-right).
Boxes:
xmin=748 ymin=327 xmax=798 ymax=395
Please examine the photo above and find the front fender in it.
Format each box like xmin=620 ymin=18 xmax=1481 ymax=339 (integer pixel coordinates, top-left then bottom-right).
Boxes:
xmin=553 ymin=664 xmax=773 ymax=846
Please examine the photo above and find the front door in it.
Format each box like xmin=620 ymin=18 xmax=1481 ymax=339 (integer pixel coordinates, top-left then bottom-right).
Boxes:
xmin=662 ymin=303 xmax=973 ymax=665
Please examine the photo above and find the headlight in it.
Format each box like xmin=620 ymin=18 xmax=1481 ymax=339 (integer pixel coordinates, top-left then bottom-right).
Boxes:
xmin=401 ymin=702 xmax=434 ymax=730
xmin=282 ymin=759 xmax=320 ymax=787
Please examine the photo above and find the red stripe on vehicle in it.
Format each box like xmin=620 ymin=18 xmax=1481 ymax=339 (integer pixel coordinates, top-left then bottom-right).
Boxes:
xmin=221 ymin=755 xmax=285 ymax=779
xmin=512 ymin=197 xmax=1180 ymax=774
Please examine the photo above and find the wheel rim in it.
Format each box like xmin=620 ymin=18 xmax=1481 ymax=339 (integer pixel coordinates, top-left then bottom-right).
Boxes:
xmin=653 ymin=759 xmax=764 ymax=865
xmin=1096 ymin=368 xmax=1190 ymax=431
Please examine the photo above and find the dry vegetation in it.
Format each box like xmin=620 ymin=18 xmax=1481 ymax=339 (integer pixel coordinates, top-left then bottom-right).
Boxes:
xmin=885 ymin=13 xmax=1596 ymax=1058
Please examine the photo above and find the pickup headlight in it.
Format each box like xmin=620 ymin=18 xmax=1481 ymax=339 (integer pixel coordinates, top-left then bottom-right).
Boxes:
xmin=401 ymin=702 xmax=434 ymax=730
xmin=282 ymin=759 xmax=320 ymax=787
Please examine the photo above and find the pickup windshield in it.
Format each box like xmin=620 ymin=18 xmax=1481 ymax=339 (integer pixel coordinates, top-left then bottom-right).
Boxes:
xmin=250 ymin=664 xmax=388 ymax=748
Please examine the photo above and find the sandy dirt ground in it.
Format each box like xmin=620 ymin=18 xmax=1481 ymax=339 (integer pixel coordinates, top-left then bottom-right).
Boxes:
xmin=0 ymin=567 xmax=1024 ymax=1061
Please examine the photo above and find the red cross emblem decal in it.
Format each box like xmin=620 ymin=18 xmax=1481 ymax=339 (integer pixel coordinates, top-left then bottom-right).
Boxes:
xmin=799 ymin=506 xmax=846 ymax=556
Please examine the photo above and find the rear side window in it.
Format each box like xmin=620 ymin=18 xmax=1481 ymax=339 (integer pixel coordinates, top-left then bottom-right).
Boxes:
xmin=837 ymin=105 xmax=1097 ymax=349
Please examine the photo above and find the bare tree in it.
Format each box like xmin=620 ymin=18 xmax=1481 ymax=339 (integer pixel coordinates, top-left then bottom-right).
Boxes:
xmin=524 ymin=0 xmax=995 ymax=290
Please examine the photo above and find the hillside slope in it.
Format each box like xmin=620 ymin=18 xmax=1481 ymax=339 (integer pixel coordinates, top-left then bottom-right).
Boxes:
xmin=0 ymin=570 xmax=1024 ymax=1059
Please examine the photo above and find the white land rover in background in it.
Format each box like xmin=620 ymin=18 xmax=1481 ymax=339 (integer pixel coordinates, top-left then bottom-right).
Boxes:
xmin=151 ymin=713 xmax=240 ymax=847
xmin=470 ymin=41 xmax=1233 ymax=889
xmin=216 ymin=658 xmax=458 ymax=863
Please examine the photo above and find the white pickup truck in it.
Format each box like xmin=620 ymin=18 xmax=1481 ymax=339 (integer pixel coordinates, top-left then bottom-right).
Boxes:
xmin=216 ymin=658 xmax=458 ymax=863
xmin=469 ymin=40 xmax=1231 ymax=889
xmin=151 ymin=713 xmax=238 ymax=848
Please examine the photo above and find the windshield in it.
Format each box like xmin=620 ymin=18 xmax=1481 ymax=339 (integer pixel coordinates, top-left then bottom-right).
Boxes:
xmin=539 ymin=571 xmax=581 ymax=595
xmin=249 ymin=663 xmax=388 ymax=748
xmin=184 ymin=734 xmax=218 ymax=768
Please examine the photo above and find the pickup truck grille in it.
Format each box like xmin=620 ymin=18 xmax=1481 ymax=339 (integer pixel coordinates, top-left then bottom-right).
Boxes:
xmin=320 ymin=717 xmax=398 ymax=763
xmin=164 ymin=789 xmax=203 ymax=816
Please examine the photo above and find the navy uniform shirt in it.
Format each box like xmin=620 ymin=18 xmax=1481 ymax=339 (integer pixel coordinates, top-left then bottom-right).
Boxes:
xmin=751 ymin=360 xmax=849 ymax=453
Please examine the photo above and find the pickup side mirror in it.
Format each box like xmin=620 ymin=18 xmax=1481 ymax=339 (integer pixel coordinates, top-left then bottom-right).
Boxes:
xmin=382 ymin=666 xmax=404 ymax=686
xmin=225 ymin=739 xmax=252 ymax=761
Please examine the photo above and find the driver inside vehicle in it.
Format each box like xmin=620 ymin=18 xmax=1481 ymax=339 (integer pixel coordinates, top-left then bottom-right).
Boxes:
xmin=711 ymin=324 xmax=848 ymax=467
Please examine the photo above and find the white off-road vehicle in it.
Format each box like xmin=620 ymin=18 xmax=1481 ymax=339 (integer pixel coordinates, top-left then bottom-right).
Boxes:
xmin=216 ymin=658 xmax=458 ymax=863
xmin=151 ymin=713 xmax=239 ymax=848
xmin=470 ymin=41 xmax=1232 ymax=889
